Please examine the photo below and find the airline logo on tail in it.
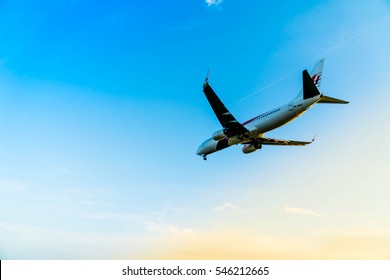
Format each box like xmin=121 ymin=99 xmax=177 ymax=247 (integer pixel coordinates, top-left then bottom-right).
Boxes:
xmin=312 ymin=73 xmax=322 ymax=86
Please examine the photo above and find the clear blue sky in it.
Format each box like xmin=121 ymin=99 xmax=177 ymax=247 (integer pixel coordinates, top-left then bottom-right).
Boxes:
xmin=1 ymin=0 xmax=390 ymax=259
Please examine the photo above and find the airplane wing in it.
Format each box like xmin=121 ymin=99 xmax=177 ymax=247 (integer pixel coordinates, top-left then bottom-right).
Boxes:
xmin=260 ymin=136 xmax=315 ymax=146
xmin=202 ymin=74 xmax=248 ymax=136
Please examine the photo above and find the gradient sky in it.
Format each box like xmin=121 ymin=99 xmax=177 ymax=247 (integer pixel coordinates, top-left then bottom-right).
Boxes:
xmin=1 ymin=0 xmax=390 ymax=259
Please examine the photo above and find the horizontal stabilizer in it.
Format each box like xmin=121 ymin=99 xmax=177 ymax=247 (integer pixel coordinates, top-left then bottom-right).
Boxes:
xmin=318 ymin=95 xmax=349 ymax=104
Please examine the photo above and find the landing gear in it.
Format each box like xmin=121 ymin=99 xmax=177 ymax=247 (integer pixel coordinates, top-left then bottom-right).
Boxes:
xmin=254 ymin=142 xmax=262 ymax=150
xmin=203 ymin=155 xmax=207 ymax=160
xmin=236 ymin=134 xmax=249 ymax=141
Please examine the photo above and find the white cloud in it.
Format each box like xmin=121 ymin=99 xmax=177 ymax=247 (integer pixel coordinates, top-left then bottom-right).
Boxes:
xmin=145 ymin=221 xmax=193 ymax=236
xmin=214 ymin=202 xmax=240 ymax=212
xmin=205 ymin=0 xmax=224 ymax=7
xmin=283 ymin=204 xmax=323 ymax=217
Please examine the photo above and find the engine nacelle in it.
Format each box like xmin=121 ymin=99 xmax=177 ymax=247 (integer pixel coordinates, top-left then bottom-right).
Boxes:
xmin=211 ymin=129 xmax=227 ymax=141
xmin=242 ymin=143 xmax=261 ymax=154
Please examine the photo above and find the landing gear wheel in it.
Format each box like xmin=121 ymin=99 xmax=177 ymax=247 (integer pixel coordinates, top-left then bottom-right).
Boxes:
xmin=203 ymin=155 xmax=207 ymax=161
xmin=254 ymin=142 xmax=262 ymax=150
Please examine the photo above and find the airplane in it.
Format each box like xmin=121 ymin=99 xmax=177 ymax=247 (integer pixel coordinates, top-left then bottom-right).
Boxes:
xmin=196 ymin=59 xmax=348 ymax=160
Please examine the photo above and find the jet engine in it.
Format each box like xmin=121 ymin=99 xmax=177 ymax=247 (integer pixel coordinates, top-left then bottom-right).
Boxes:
xmin=211 ymin=129 xmax=227 ymax=141
xmin=242 ymin=143 xmax=261 ymax=154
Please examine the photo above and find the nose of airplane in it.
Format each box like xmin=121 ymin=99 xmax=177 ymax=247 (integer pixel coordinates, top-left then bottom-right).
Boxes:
xmin=196 ymin=145 xmax=205 ymax=156
xmin=196 ymin=138 xmax=218 ymax=156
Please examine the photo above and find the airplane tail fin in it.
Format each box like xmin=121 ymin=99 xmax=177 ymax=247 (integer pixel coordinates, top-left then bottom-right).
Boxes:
xmin=295 ymin=59 xmax=324 ymax=100
xmin=310 ymin=59 xmax=324 ymax=89
xmin=301 ymin=59 xmax=349 ymax=104
xmin=302 ymin=69 xmax=321 ymax=99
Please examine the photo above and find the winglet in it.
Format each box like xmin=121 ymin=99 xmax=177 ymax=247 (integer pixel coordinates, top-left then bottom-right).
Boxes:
xmin=203 ymin=70 xmax=210 ymax=89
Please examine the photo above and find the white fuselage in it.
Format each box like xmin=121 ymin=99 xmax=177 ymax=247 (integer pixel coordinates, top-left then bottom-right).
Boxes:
xmin=196 ymin=94 xmax=321 ymax=156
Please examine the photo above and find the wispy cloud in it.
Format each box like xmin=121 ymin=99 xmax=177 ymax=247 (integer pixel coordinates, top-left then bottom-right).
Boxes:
xmin=0 ymin=179 xmax=28 ymax=193
xmin=145 ymin=221 xmax=192 ymax=236
xmin=148 ymin=227 xmax=390 ymax=260
xmin=283 ymin=204 xmax=323 ymax=217
xmin=214 ymin=202 xmax=240 ymax=212
xmin=205 ymin=0 xmax=224 ymax=7
xmin=152 ymin=205 xmax=183 ymax=220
